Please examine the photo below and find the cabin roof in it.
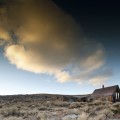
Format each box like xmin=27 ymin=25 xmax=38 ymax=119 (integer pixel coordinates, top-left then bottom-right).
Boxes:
xmin=92 ymin=85 xmax=119 ymax=97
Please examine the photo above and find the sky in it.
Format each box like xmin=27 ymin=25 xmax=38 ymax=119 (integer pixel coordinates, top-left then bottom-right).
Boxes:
xmin=0 ymin=0 xmax=120 ymax=95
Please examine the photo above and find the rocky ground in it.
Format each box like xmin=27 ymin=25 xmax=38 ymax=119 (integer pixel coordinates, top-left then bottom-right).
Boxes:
xmin=0 ymin=94 xmax=119 ymax=120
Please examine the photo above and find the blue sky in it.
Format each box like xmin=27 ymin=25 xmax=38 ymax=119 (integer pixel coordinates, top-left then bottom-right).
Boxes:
xmin=0 ymin=49 xmax=119 ymax=95
xmin=0 ymin=51 xmax=93 ymax=95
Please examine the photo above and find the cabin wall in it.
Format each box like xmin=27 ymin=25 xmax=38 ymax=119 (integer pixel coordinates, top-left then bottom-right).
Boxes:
xmin=108 ymin=96 xmax=113 ymax=102
xmin=103 ymin=96 xmax=112 ymax=102
xmin=89 ymin=95 xmax=114 ymax=102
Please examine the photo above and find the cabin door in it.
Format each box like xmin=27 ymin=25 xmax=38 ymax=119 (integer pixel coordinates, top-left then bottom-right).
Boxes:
xmin=113 ymin=96 xmax=115 ymax=102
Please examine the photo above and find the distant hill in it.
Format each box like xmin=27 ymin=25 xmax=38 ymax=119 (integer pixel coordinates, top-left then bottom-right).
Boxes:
xmin=0 ymin=93 xmax=90 ymax=102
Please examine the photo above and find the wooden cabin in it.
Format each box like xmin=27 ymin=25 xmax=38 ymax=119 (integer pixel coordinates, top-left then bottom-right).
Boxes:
xmin=90 ymin=85 xmax=120 ymax=102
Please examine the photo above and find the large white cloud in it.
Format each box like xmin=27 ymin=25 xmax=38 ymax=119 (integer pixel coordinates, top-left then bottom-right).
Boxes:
xmin=0 ymin=0 xmax=112 ymax=85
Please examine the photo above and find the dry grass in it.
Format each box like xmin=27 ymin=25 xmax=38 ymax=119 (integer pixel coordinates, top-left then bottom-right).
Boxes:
xmin=0 ymin=97 xmax=119 ymax=120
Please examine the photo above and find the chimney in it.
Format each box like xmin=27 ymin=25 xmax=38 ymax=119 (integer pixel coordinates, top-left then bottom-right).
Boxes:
xmin=102 ymin=85 xmax=104 ymax=89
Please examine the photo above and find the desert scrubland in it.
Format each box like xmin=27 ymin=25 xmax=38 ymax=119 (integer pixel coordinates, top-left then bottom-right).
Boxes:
xmin=0 ymin=95 xmax=119 ymax=120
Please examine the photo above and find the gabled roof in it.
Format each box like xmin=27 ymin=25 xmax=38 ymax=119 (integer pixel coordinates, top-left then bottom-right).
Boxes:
xmin=91 ymin=85 xmax=119 ymax=97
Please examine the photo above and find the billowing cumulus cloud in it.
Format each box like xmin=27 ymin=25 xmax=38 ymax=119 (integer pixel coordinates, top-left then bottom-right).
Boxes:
xmin=0 ymin=0 xmax=112 ymax=85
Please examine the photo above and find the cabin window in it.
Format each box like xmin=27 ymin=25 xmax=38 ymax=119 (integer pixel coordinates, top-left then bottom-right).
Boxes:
xmin=118 ymin=93 xmax=119 ymax=99
xmin=116 ymin=93 xmax=118 ymax=99
xmin=116 ymin=92 xmax=120 ymax=99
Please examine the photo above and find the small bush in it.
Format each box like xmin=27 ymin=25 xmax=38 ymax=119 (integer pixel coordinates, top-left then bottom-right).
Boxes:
xmin=3 ymin=116 xmax=23 ymax=120
xmin=37 ymin=113 xmax=47 ymax=120
xmin=68 ymin=102 xmax=82 ymax=109
xmin=38 ymin=106 xmax=47 ymax=111
xmin=0 ymin=107 xmax=20 ymax=117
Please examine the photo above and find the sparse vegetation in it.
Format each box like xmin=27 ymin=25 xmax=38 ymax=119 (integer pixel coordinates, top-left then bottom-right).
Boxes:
xmin=0 ymin=95 xmax=119 ymax=120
